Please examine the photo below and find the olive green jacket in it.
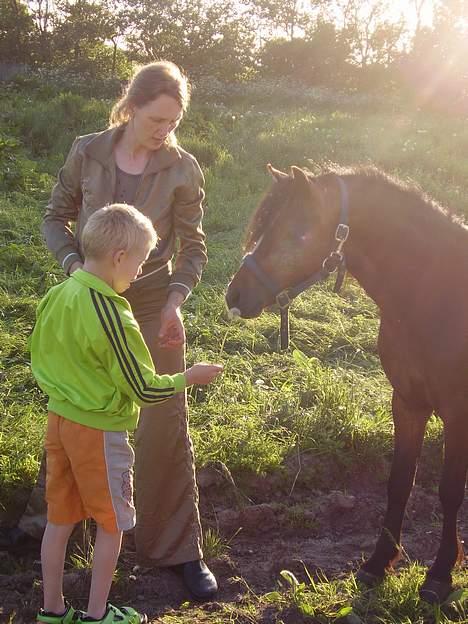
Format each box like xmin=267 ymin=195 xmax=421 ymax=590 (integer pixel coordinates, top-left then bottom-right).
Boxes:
xmin=42 ymin=126 xmax=207 ymax=299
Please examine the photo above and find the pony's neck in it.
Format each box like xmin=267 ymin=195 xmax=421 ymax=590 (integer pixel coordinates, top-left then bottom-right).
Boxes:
xmin=343 ymin=177 xmax=451 ymax=314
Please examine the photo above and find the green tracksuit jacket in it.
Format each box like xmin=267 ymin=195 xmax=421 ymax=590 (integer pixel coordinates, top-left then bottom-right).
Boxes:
xmin=29 ymin=269 xmax=186 ymax=431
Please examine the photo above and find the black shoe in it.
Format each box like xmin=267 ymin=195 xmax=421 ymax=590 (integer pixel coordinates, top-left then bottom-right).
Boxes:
xmin=0 ymin=527 xmax=40 ymax=553
xmin=181 ymin=560 xmax=218 ymax=600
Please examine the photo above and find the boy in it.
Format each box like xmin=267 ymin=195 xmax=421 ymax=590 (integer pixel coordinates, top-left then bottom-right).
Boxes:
xmin=30 ymin=204 xmax=223 ymax=624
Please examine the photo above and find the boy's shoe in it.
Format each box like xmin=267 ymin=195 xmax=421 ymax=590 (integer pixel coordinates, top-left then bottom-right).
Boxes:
xmin=36 ymin=603 xmax=76 ymax=624
xmin=76 ymin=604 xmax=147 ymax=624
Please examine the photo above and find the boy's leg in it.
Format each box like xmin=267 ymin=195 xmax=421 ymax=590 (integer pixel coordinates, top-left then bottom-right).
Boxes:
xmin=41 ymin=522 xmax=75 ymax=613
xmin=86 ymin=526 xmax=122 ymax=619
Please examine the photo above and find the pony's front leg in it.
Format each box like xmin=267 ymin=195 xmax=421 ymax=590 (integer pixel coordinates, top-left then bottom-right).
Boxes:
xmin=357 ymin=392 xmax=430 ymax=585
xmin=420 ymin=416 xmax=468 ymax=603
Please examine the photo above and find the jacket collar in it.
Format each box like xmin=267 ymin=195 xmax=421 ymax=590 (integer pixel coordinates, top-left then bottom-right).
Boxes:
xmin=72 ymin=268 xmax=125 ymax=301
xmin=83 ymin=126 xmax=181 ymax=175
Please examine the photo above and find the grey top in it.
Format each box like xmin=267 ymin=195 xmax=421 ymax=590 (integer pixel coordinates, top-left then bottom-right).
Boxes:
xmin=114 ymin=165 xmax=142 ymax=205
xmin=113 ymin=165 xmax=171 ymax=308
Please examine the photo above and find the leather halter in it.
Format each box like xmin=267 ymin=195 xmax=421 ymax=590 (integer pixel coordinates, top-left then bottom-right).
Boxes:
xmin=241 ymin=176 xmax=350 ymax=349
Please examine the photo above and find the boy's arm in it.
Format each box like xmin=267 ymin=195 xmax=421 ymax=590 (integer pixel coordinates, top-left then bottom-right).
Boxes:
xmin=94 ymin=294 xmax=186 ymax=407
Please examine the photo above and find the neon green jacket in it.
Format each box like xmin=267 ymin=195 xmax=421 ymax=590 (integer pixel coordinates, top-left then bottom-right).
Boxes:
xmin=29 ymin=269 xmax=186 ymax=431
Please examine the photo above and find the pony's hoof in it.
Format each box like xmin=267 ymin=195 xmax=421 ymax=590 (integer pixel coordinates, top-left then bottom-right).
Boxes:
xmin=356 ymin=568 xmax=384 ymax=587
xmin=419 ymin=578 xmax=453 ymax=604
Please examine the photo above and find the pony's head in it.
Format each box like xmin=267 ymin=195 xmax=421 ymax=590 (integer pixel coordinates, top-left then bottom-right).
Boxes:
xmin=226 ymin=165 xmax=342 ymax=318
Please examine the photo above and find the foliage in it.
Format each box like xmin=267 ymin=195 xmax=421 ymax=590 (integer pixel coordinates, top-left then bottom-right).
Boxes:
xmin=1 ymin=80 xmax=467 ymax=509
xmin=265 ymin=564 xmax=468 ymax=623
xmin=0 ymin=0 xmax=36 ymax=64
xmin=125 ymin=0 xmax=256 ymax=81
xmin=0 ymin=134 xmax=52 ymax=194
xmin=259 ymin=21 xmax=351 ymax=86
xmin=1 ymin=0 xmax=468 ymax=109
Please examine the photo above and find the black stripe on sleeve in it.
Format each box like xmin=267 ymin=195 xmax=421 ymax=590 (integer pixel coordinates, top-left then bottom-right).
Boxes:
xmin=106 ymin=297 xmax=175 ymax=395
xmin=90 ymin=289 xmax=174 ymax=404
xmin=97 ymin=293 xmax=175 ymax=399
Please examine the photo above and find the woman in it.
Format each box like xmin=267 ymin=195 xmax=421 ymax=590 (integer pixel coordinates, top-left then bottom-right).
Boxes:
xmin=2 ymin=61 xmax=217 ymax=600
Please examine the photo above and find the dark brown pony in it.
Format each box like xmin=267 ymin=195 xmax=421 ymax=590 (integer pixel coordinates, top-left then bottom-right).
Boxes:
xmin=225 ymin=165 xmax=468 ymax=603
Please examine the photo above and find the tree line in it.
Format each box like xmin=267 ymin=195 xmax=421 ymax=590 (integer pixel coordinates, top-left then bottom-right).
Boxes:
xmin=1 ymin=0 xmax=467 ymax=103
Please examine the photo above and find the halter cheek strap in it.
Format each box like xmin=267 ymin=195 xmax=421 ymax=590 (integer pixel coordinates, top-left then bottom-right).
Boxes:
xmin=241 ymin=176 xmax=350 ymax=350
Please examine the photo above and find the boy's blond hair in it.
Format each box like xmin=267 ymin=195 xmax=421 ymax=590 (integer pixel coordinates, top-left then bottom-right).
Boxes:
xmin=81 ymin=204 xmax=157 ymax=260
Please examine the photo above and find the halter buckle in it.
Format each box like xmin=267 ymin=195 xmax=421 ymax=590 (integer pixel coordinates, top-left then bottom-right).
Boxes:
xmin=335 ymin=223 xmax=349 ymax=242
xmin=322 ymin=250 xmax=343 ymax=274
xmin=276 ymin=291 xmax=291 ymax=309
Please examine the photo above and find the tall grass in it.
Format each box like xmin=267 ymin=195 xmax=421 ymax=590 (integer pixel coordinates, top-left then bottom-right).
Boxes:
xmin=0 ymin=86 xmax=464 ymax=501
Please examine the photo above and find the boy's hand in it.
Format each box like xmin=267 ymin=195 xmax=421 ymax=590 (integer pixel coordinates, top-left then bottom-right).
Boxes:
xmin=185 ymin=363 xmax=223 ymax=386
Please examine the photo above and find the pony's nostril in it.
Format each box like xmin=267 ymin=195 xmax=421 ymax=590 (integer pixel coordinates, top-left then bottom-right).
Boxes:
xmin=228 ymin=307 xmax=241 ymax=320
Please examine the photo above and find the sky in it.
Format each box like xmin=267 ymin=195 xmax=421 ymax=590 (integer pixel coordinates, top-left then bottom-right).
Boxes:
xmin=325 ymin=0 xmax=435 ymax=34
xmin=389 ymin=0 xmax=434 ymax=30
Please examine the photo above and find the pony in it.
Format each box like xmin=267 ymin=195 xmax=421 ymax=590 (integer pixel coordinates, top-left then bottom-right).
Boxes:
xmin=225 ymin=164 xmax=468 ymax=603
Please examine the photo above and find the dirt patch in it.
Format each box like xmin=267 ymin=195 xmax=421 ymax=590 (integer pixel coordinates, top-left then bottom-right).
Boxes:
xmin=0 ymin=472 xmax=466 ymax=623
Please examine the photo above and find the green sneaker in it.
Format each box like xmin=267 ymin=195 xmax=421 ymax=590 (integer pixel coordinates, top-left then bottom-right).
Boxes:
xmin=76 ymin=603 xmax=147 ymax=624
xmin=37 ymin=603 xmax=76 ymax=624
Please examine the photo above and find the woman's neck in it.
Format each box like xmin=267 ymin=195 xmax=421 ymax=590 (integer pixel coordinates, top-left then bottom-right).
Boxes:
xmin=115 ymin=124 xmax=151 ymax=175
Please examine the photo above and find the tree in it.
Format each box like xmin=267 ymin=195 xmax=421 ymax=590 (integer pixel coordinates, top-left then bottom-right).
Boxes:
xmin=242 ymin=0 xmax=330 ymax=41
xmin=126 ymin=0 xmax=256 ymax=80
xmin=336 ymin=0 xmax=406 ymax=68
xmin=0 ymin=0 xmax=36 ymax=63
xmin=259 ymin=19 xmax=351 ymax=85
xmin=401 ymin=0 xmax=468 ymax=110
xmin=51 ymin=0 xmax=124 ymax=75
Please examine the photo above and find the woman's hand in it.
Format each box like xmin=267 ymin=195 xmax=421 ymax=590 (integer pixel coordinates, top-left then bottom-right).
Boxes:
xmin=159 ymin=292 xmax=186 ymax=348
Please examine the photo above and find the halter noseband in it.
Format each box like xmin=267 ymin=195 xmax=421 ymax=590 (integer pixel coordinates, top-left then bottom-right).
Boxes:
xmin=241 ymin=176 xmax=350 ymax=350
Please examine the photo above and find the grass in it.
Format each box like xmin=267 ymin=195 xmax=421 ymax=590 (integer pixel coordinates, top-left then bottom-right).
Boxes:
xmin=0 ymin=83 xmax=467 ymax=621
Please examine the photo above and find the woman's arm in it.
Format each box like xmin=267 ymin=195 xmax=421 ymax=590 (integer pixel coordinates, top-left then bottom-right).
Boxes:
xmin=168 ymin=155 xmax=207 ymax=300
xmin=41 ymin=137 xmax=84 ymax=275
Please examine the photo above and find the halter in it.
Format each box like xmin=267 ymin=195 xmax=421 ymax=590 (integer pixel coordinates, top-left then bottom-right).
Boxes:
xmin=241 ymin=176 xmax=350 ymax=349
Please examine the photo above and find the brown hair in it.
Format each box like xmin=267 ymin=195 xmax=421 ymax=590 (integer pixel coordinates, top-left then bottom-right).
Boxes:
xmin=109 ymin=61 xmax=191 ymax=138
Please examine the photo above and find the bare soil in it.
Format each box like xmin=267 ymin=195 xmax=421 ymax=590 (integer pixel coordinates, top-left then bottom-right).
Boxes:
xmin=0 ymin=460 xmax=466 ymax=623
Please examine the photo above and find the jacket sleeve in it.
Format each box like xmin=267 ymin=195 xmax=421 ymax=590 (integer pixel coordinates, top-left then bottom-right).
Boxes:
xmin=169 ymin=156 xmax=208 ymax=299
xmin=41 ymin=137 xmax=83 ymax=275
xmin=93 ymin=294 xmax=187 ymax=406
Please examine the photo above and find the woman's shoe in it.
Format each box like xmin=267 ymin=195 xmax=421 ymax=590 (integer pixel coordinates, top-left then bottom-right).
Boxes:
xmin=182 ymin=559 xmax=218 ymax=600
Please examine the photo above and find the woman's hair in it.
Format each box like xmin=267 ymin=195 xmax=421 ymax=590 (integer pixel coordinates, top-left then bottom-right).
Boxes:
xmin=81 ymin=203 xmax=157 ymax=260
xmin=109 ymin=61 xmax=191 ymax=134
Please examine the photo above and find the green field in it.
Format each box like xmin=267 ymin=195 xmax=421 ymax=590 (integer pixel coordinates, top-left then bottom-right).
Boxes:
xmin=0 ymin=81 xmax=467 ymax=623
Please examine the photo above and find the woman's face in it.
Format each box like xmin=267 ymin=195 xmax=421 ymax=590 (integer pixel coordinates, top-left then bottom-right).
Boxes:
xmin=131 ymin=94 xmax=183 ymax=151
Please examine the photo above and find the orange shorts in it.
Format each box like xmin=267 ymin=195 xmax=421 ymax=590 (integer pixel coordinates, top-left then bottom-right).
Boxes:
xmin=45 ymin=412 xmax=135 ymax=533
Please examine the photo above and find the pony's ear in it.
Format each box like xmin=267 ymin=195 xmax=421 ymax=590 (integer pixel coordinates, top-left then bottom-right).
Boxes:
xmin=290 ymin=166 xmax=310 ymax=194
xmin=291 ymin=166 xmax=322 ymax=211
xmin=267 ymin=163 xmax=289 ymax=182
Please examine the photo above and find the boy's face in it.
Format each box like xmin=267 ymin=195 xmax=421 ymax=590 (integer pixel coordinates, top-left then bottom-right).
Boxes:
xmin=112 ymin=240 xmax=152 ymax=293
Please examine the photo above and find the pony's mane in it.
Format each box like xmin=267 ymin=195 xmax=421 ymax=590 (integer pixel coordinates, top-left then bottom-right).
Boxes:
xmin=245 ymin=164 xmax=465 ymax=250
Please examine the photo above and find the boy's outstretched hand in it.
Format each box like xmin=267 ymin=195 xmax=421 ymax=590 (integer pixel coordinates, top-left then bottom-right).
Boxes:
xmin=185 ymin=363 xmax=223 ymax=386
